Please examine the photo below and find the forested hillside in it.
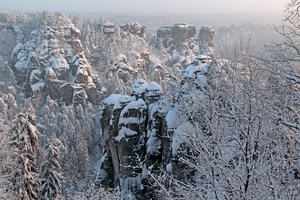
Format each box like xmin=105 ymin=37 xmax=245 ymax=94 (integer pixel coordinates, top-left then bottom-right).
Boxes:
xmin=0 ymin=1 xmax=299 ymax=199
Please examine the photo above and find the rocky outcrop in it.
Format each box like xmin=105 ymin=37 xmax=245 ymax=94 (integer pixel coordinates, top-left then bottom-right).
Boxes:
xmin=120 ymin=22 xmax=145 ymax=38
xmin=99 ymin=22 xmax=116 ymax=37
xmin=95 ymin=21 xmax=218 ymax=198
xmin=157 ymin=26 xmax=173 ymax=39
xmin=103 ymin=52 xmax=168 ymax=95
xmin=10 ymin=23 xmax=104 ymax=107
xmin=172 ymin=23 xmax=196 ymax=43
xmin=0 ymin=24 xmax=18 ymax=62
xmin=198 ymin=26 xmax=214 ymax=54
xmin=97 ymin=54 xmax=216 ymax=198
xmin=154 ymin=23 xmax=199 ymax=71
xmin=157 ymin=24 xmax=196 ymax=42
xmin=98 ymin=94 xmax=147 ymax=197
xmin=156 ymin=23 xmax=197 ymax=47
xmin=154 ymin=24 xmax=215 ymax=78
xmin=97 ymin=81 xmax=171 ymax=198
xmin=77 ymin=19 xmax=171 ymax=96
xmin=166 ymin=56 xmax=213 ymax=182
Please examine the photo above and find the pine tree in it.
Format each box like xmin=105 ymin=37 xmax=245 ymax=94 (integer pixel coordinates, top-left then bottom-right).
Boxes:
xmin=39 ymin=136 xmax=63 ymax=200
xmin=9 ymin=112 xmax=39 ymax=200
xmin=75 ymin=133 xmax=89 ymax=178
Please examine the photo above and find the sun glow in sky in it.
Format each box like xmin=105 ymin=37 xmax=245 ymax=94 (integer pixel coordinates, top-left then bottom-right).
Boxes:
xmin=2 ymin=0 xmax=288 ymax=14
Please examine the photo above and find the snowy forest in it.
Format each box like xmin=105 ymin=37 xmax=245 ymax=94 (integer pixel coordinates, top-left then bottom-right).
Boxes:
xmin=0 ymin=1 xmax=299 ymax=200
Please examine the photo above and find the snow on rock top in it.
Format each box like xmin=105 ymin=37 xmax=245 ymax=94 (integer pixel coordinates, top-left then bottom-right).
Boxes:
xmin=145 ymin=82 xmax=163 ymax=94
xmin=103 ymin=94 xmax=133 ymax=110
xmin=120 ymin=98 xmax=147 ymax=116
xmin=132 ymin=79 xmax=148 ymax=96
xmin=11 ymin=43 xmax=24 ymax=57
xmin=103 ymin=94 xmax=132 ymax=107
xmin=183 ymin=62 xmax=209 ymax=78
xmin=145 ymin=81 xmax=164 ymax=104
xmin=196 ymin=54 xmax=211 ymax=61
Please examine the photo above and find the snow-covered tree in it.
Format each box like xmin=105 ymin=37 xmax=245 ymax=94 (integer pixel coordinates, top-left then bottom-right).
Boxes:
xmin=75 ymin=132 xmax=90 ymax=178
xmin=39 ymin=136 xmax=64 ymax=200
xmin=8 ymin=112 xmax=39 ymax=200
xmin=266 ymin=0 xmax=300 ymax=131
xmin=167 ymin=45 xmax=300 ymax=199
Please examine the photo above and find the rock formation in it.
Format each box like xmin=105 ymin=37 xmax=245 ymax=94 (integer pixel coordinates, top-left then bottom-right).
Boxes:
xmin=0 ymin=24 xmax=18 ymax=61
xmin=96 ymin=50 xmax=218 ymax=197
xmin=94 ymin=22 xmax=219 ymax=198
xmin=97 ymin=80 xmax=172 ymax=198
xmin=154 ymin=24 xmax=215 ymax=74
xmin=154 ymin=23 xmax=198 ymax=80
xmin=10 ymin=23 xmax=103 ymax=107
xmin=198 ymin=26 xmax=214 ymax=54
xmin=120 ymin=22 xmax=145 ymax=38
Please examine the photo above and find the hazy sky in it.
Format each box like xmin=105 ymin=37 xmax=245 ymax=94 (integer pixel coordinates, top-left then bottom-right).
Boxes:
xmin=1 ymin=0 xmax=288 ymax=14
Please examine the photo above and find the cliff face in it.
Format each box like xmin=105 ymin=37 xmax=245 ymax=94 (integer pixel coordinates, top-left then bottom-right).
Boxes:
xmin=97 ymin=80 xmax=172 ymax=197
xmin=198 ymin=26 xmax=214 ymax=54
xmin=155 ymin=23 xmax=199 ymax=68
xmin=152 ymin=24 xmax=215 ymax=94
xmin=9 ymin=23 xmax=104 ymax=107
xmin=0 ymin=25 xmax=18 ymax=62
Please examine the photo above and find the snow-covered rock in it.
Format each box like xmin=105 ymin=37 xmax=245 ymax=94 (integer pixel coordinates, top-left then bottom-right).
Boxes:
xmin=145 ymin=81 xmax=163 ymax=104
xmin=131 ymin=79 xmax=148 ymax=99
xmin=198 ymin=26 xmax=215 ymax=54
xmin=98 ymin=81 xmax=173 ymax=198
xmin=10 ymin=22 xmax=103 ymax=106
xmin=0 ymin=24 xmax=20 ymax=61
xmin=120 ymin=22 xmax=145 ymax=38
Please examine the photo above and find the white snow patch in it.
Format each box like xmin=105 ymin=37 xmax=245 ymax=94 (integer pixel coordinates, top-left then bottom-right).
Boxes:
xmin=196 ymin=75 xmax=207 ymax=88
xmin=148 ymin=103 xmax=159 ymax=121
xmin=30 ymin=69 xmax=42 ymax=83
xmin=196 ymin=54 xmax=211 ymax=61
xmin=132 ymin=79 xmax=148 ymax=95
xmin=146 ymin=129 xmax=161 ymax=155
xmin=119 ymin=117 xmax=142 ymax=126
xmin=15 ymin=56 xmax=27 ymax=71
xmin=166 ymin=107 xmax=181 ymax=129
xmin=172 ymin=134 xmax=184 ymax=156
xmin=146 ymin=82 xmax=163 ymax=93
xmin=115 ymin=127 xmax=138 ymax=142
xmin=12 ymin=43 xmax=24 ymax=56
xmin=166 ymin=163 xmax=172 ymax=172
xmin=184 ymin=63 xmax=209 ymax=78
xmin=172 ymin=122 xmax=196 ymax=155
xmin=103 ymin=94 xmax=131 ymax=109
xmin=120 ymin=98 xmax=147 ymax=116
xmin=31 ymin=82 xmax=45 ymax=92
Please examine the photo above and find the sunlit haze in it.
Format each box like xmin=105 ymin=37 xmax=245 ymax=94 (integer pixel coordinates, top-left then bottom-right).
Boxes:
xmin=1 ymin=0 xmax=288 ymax=14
